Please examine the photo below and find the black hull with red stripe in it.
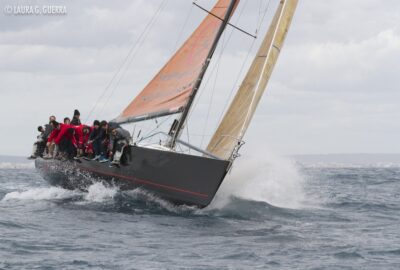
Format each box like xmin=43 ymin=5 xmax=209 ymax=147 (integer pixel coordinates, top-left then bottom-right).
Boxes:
xmin=35 ymin=145 xmax=230 ymax=208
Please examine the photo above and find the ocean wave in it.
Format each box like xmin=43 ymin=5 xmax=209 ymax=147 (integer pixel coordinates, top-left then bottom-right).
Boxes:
xmin=298 ymin=162 xmax=400 ymax=168
xmin=0 ymin=162 xmax=34 ymax=169
xmin=334 ymin=251 xmax=365 ymax=259
xmin=368 ymin=249 xmax=400 ymax=256
xmin=202 ymin=196 xmax=306 ymax=221
xmin=324 ymin=201 xmax=400 ymax=212
xmin=116 ymin=188 xmax=198 ymax=214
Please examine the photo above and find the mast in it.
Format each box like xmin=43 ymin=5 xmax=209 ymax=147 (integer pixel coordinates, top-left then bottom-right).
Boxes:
xmin=207 ymin=0 xmax=298 ymax=161
xmin=169 ymin=0 xmax=239 ymax=148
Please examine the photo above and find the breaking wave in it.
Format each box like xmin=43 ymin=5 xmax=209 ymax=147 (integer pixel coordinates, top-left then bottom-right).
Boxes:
xmin=84 ymin=182 xmax=118 ymax=203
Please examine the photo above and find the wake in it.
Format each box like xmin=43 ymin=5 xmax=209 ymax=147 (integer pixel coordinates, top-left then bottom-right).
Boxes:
xmin=1 ymin=183 xmax=116 ymax=203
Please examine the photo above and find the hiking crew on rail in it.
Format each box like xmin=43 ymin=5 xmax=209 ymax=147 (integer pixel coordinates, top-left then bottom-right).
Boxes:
xmin=29 ymin=110 xmax=131 ymax=165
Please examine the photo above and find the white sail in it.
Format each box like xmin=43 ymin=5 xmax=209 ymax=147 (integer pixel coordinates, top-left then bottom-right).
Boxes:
xmin=207 ymin=0 xmax=298 ymax=160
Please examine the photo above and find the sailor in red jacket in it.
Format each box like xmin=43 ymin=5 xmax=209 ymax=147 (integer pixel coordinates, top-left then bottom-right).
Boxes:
xmin=81 ymin=126 xmax=92 ymax=156
xmin=73 ymin=125 xmax=91 ymax=157
xmin=44 ymin=120 xmax=77 ymax=159
xmin=73 ymin=124 xmax=83 ymax=146
xmin=54 ymin=124 xmax=73 ymax=144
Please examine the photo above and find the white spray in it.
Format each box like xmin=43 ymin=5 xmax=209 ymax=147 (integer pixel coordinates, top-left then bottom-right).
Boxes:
xmin=210 ymin=150 xmax=305 ymax=209
xmin=84 ymin=182 xmax=118 ymax=203
xmin=2 ymin=187 xmax=80 ymax=201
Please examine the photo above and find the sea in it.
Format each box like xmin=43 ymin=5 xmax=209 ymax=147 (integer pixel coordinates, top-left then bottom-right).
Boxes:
xmin=0 ymin=153 xmax=399 ymax=270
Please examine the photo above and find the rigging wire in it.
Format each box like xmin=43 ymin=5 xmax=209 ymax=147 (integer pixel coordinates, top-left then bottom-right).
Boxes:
xmin=189 ymin=0 xmax=250 ymax=111
xmin=199 ymin=31 xmax=225 ymax=148
xmin=214 ymin=0 xmax=272 ymax=128
xmin=186 ymin=0 xmax=251 ymax=143
xmin=186 ymin=122 xmax=190 ymax=153
xmin=188 ymin=0 xmax=250 ymax=114
xmin=85 ymin=0 xmax=168 ymax=123
xmin=257 ymin=0 xmax=272 ymax=35
xmin=141 ymin=114 xmax=173 ymax=140
xmin=102 ymin=1 xmax=191 ymax=145
xmin=118 ymin=1 xmax=193 ymax=144
xmin=97 ymin=0 xmax=169 ymax=119
xmin=171 ymin=3 xmax=194 ymax=54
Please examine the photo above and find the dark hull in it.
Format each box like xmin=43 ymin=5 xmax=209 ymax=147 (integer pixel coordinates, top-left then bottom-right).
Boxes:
xmin=35 ymin=145 xmax=229 ymax=208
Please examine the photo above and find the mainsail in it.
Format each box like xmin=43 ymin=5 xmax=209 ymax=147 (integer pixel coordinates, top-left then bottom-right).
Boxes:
xmin=207 ymin=0 xmax=298 ymax=160
xmin=114 ymin=0 xmax=239 ymax=124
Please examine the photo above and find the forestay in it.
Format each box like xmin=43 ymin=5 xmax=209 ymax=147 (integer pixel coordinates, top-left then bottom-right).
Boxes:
xmin=207 ymin=0 xmax=298 ymax=160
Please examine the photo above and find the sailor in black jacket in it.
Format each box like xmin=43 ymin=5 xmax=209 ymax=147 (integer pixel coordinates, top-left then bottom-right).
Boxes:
xmin=109 ymin=126 xmax=131 ymax=165
xmin=71 ymin=109 xmax=81 ymax=126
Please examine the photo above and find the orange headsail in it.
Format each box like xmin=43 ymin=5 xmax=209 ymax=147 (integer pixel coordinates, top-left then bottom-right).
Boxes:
xmin=114 ymin=0 xmax=238 ymax=124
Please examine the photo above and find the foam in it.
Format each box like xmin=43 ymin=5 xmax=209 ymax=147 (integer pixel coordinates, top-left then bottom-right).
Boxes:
xmin=84 ymin=182 xmax=118 ymax=203
xmin=2 ymin=187 xmax=80 ymax=202
xmin=2 ymin=183 xmax=119 ymax=204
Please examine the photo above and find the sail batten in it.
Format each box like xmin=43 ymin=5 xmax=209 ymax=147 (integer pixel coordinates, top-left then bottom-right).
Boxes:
xmin=207 ymin=0 xmax=298 ymax=160
xmin=113 ymin=0 xmax=238 ymax=125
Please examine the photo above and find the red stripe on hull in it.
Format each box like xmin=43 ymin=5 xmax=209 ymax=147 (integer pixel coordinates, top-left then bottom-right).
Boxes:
xmin=78 ymin=165 xmax=209 ymax=199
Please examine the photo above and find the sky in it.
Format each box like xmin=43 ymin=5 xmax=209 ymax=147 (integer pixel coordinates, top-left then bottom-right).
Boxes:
xmin=0 ymin=0 xmax=400 ymax=156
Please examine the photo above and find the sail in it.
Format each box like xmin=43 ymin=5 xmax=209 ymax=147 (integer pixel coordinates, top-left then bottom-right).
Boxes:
xmin=114 ymin=0 xmax=239 ymax=124
xmin=207 ymin=0 xmax=298 ymax=160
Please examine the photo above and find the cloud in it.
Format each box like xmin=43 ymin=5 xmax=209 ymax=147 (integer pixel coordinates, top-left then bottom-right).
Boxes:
xmin=0 ymin=0 xmax=399 ymax=156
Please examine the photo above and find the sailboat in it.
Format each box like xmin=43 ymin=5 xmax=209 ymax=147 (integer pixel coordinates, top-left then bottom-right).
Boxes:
xmin=35 ymin=0 xmax=298 ymax=208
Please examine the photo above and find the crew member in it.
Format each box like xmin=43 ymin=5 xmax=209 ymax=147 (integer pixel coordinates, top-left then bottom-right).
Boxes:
xmin=71 ymin=109 xmax=81 ymax=126
xmin=74 ymin=125 xmax=91 ymax=157
xmin=44 ymin=120 xmax=62 ymax=159
xmin=88 ymin=120 xmax=101 ymax=160
xmin=97 ymin=121 xmax=110 ymax=162
xmin=53 ymin=121 xmax=76 ymax=159
xmin=109 ymin=126 xmax=131 ymax=165
xmin=43 ymin=115 xmax=56 ymax=156
xmin=28 ymin=126 xmax=45 ymax=159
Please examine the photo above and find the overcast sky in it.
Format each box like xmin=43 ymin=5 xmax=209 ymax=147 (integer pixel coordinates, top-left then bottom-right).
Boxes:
xmin=1 ymin=0 xmax=399 ymax=156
